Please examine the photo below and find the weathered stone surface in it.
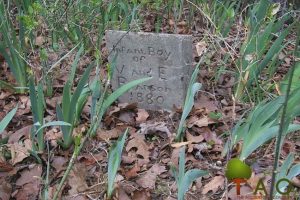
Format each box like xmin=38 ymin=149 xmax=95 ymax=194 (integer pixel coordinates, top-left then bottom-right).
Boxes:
xmin=106 ymin=30 xmax=193 ymax=110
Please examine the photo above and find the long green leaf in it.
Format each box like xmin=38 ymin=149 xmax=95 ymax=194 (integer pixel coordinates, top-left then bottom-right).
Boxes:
xmin=240 ymin=124 xmax=300 ymax=160
xmin=179 ymin=169 xmax=208 ymax=200
xmin=67 ymin=64 xmax=93 ymax=122
xmin=107 ymin=128 xmax=128 ymax=199
xmin=35 ymin=121 xmax=72 ymax=135
xmin=101 ymin=77 xmax=152 ymax=114
xmin=29 ymin=77 xmax=40 ymax=125
xmin=0 ymin=106 xmax=18 ymax=132
xmin=68 ymin=45 xmax=84 ymax=83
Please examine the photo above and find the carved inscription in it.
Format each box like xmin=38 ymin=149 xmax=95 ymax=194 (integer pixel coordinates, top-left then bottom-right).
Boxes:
xmin=106 ymin=31 xmax=193 ymax=110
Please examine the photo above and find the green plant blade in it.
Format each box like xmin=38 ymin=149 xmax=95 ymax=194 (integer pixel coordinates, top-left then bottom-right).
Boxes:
xmin=176 ymin=82 xmax=202 ymax=140
xmin=107 ymin=128 xmax=128 ymax=199
xmin=68 ymin=64 xmax=93 ymax=122
xmin=56 ymin=104 xmax=71 ymax=142
xmin=178 ymin=147 xmax=186 ymax=184
xmin=35 ymin=121 xmax=72 ymax=135
xmin=0 ymin=106 xmax=18 ymax=132
xmin=101 ymin=77 xmax=152 ymax=117
xmin=29 ymin=77 xmax=42 ymax=125
xmin=170 ymin=164 xmax=179 ymax=183
xmin=240 ymin=124 xmax=300 ymax=160
xmin=178 ymin=169 xmax=208 ymax=200
xmin=68 ymin=45 xmax=84 ymax=83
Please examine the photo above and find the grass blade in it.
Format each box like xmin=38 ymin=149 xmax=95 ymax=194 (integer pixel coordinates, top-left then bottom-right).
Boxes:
xmin=0 ymin=106 xmax=18 ymax=132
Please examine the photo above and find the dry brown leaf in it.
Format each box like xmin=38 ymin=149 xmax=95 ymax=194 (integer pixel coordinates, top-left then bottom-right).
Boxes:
xmin=124 ymin=165 xmax=140 ymax=180
xmin=97 ymin=127 xmax=124 ymax=141
xmin=108 ymin=102 xmax=137 ymax=116
xmin=0 ymin=179 xmax=12 ymax=200
xmin=186 ymin=131 xmax=204 ymax=144
xmin=135 ymin=109 xmax=149 ymax=123
xmin=119 ymin=111 xmax=136 ymax=124
xmin=195 ymin=95 xmax=218 ymax=112
xmin=136 ymin=164 xmax=166 ymax=189
xmin=170 ymin=148 xmax=181 ymax=167
xmin=132 ymin=189 xmax=151 ymax=200
xmin=78 ymin=152 xmax=105 ymax=166
xmin=67 ymin=164 xmax=88 ymax=195
xmin=16 ymin=165 xmax=42 ymax=186
xmin=0 ymin=155 xmax=13 ymax=172
xmin=195 ymin=41 xmax=207 ymax=57
xmin=187 ymin=116 xmax=210 ymax=128
xmin=8 ymin=125 xmax=31 ymax=144
xmin=117 ymin=186 xmax=131 ymax=200
xmin=202 ymin=176 xmax=224 ymax=194
xmin=65 ymin=195 xmax=87 ymax=200
xmin=138 ymin=122 xmax=171 ymax=138
xmin=46 ymin=96 xmax=62 ymax=109
xmin=35 ymin=36 xmax=45 ymax=46
xmin=45 ymin=128 xmax=62 ymax=147
xmin=16 ymin=96 xmax=31 ymax=116
xmin=52 ymin=156 xmax=68 ymax=172
xmin=8 ymin=139 xmax=32 ymax=165
xmin=14 ymin=165 xmax=42 ymax=199
xmin=126 ymin=133 xmax=150 ymax=162
xmin=171 ymin=141 xmax=190 ymax=148
xmin=202 ymin=127 xmax=222 ymax=145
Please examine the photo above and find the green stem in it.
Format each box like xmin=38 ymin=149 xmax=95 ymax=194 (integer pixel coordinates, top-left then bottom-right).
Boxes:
xmin=269 ymin=21 xmax=300 ymax=200
xmin=52 ymin=134 xmax=89 ymax=200
xmin=53 ymin=77 xmax=110 ymax=199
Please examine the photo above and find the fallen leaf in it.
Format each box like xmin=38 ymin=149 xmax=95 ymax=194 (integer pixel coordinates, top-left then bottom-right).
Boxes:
xmin=136 ymin=164 xmax=166 ymax=189
xmin=202 ymin=127 xmax=222 ymax=145
xmin=195 ymin=41 xmax=207 ymax=57
xmin=35 ymin=36 xmax=45 ymax=46
xmin=195 ymin=95 xmax=218 ymax=112
xmin=186 ymin=130 xmax=204 ymax=143
xmin=171 ymin=141 xmax=190 ymax=148
xmin=135 ymin=109 xmax=149 ymax=123
xmin=119 ymin=111 xmax=136 ymax=124
xmin=0 ymin=179 xmax=12 ymax=200
xmin=67 ymin=164 xmax=88 ymax=195
xmin=52 ymin=156 xmax=68 ymax=172
xmin=108 ymin=103 xmax=137 ymax=116
xmin=8 ymin=139 xmax=32 ymax=165
xmin=170 ymin=148 xmax=181 ymax=167
xmin=126 ymin=133 xmax=150 ymax=163
xmin=8 ymin=125 xmax=31 ymax=144
xmin=132 ymin=189 xmax=151 ymax=200
xmin=187 ymin=116 xmax=211 ymax=128
xmin=97 ymin=127 xmax=125 ymax=141
xmin=202 ymin=176 xmax=224 ymax=194
xmin=46 ymin=96 xmax=62 ymax=109
xmin=45 ymin=128 xmax=62 ymax=147
xmin=117 ymin=186 xmax=131 ymax=200
xmin=0 ymin=155 xmax=13 ymax=172
xmin=138 ymin=122 xmax=171 ymax=138
xmin=124 ymin=165 xmax=140 ymax=180
xmin=16 ymin=164 xmax=42 ymax=186
xmin=78 ymin=152 xmax=105 ymax=166
xmin=14 ymin=164 xmax=42 ymax=199
xmin=16 ymin=96 xmax=31 ymax=116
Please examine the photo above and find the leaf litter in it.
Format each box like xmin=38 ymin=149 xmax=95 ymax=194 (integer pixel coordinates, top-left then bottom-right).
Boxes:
xmin=1 ymin=3 xmax=298 ymax=200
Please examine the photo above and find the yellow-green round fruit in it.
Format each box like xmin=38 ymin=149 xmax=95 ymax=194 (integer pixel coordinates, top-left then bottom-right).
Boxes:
xmin=225 ymin=158 xmax=252 ymax=180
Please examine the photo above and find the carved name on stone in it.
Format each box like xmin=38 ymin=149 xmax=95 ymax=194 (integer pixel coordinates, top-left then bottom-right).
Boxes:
xmin=106 ymin=30 xmax=193 ymax=110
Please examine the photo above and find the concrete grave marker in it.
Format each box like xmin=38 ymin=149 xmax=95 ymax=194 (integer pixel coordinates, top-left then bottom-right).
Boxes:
xmin=106 ymin=30 xmax=193 ymax=110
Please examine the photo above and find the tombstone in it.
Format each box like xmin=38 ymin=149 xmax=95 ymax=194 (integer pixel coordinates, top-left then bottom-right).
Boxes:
xmin=106 ymin=30 xmax=193 ymax=110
